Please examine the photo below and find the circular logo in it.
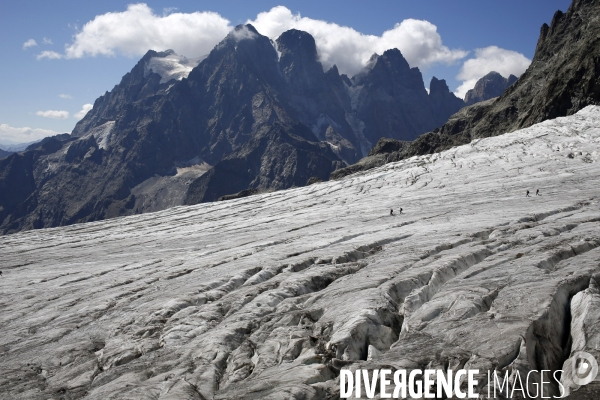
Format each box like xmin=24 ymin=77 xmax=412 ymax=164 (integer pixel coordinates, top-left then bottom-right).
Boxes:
xmin=568 ymin=351 xmax=598 ymax=386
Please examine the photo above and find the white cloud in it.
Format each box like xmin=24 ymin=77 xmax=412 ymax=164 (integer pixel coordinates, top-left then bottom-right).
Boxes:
xmin=62 ymin=3 xmax=231 ymax=59
xmin=43 ymin=37 xmax=53 ymax=45
xmin=36 ymin=110 xmax=70 ymax=120
xmin=231 ymin=25 xmax=258 ymax=42
xmin=74 ymin=104 xmax=93 ymax=120
xmin=0 ymin=124 xmax=60 ymax=144
xmin=23 ymin=39 xmax=37 ymax=50
xmin=37 ymin=50 xmax=63 ymax=60
xmin=59 ymin=94 xmax=73 ymax=99
xmin=40 ymin=4 xmax=465 ymax=77
xmin=454 ymin=46 xmax=531 ymax=99
xmin=248 ymin=6 xmax=468 ymax=75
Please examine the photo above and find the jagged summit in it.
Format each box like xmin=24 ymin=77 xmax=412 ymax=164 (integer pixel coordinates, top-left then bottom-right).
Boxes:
xmin=332 ymin=0 xmax=599 ymax=180
xmin=464 ymin=71 xmax=518 ymax=105
xmin=450 ymin=0 xmax=600 ymax=136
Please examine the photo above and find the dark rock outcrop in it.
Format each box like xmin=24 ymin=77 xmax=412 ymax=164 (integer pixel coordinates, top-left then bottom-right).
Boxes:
xmin=429 ymin=77 xmax=467 ymax=123
xmin=25 ymin=133 xmax=73 ymax=153
xmin=184 ymin=123 xmax=343 ymax=204
xmin=464 ymin=71 xmax=518 ymax=105
xmin=367 ymin=137 xmax=404 ymax=157
xmin=444 ymin=0 xmax=600 ymax=138
xmin=332 ymin=0 xmax=599 ymax=180
xmin=350 ymin=50 xmax=464 ymax=148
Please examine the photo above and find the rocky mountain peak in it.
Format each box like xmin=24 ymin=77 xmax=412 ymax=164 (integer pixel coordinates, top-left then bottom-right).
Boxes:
xmin=276 ymin=29 xmax=319 ymax=64
xmin=230 ymin=23 xmax=260 ymax=39
xmin=332 ymin=0 xmax=600 ymax=180
xmin=353 ymin=49 xmax=414 ymax=87
xmin=71 ymin=49 xmax=174 ymax=137
xmin=428 ymin=76 xmax=466 ymax=129
xmin=276 ymin=29 xmax=324 ymax=88
xmin=380 ymin=48 xmax=411 ymax=71
xmin=429 ymin=77 xmax=451 ymax=96
xmin=464 ymin=71 xmax=519 ymax=105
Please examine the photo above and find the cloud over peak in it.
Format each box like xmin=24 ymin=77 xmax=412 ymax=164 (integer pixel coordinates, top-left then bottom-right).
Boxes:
xmin=74 ymin=104 xmax=93 ymax=120
xmin=37 ymin=4 xmax=468 ymax=77
xmin=248 ymin=6 xmax=467 ymax=75
xmin=454 ymin=46 xmax=531 ymax=99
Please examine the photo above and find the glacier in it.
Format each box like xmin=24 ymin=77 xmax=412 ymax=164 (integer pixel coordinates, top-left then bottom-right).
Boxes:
xmin=2 ymin=107 xmax=600 ymax=398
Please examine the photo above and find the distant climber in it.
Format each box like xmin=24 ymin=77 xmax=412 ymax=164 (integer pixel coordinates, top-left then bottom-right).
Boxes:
xmin=390 ymin=209 xmax=394 ymax=216
xmin=0 ymin=271 xmax=2 ymax=276
xmin=399 ymin=207 xmax=403 ymax=214
xmin=526 ymin=190 xmax=530 ymax=197
xmin=536 ymin=189 xmax=540 ymax=196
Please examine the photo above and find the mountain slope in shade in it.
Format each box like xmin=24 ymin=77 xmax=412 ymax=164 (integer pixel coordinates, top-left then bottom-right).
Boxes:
xmin=0 ymin=25 xmax=464 ymax=234
xmin=0 ymin=148 xmax=13 ymax=159
xmin=2 ymin=107 xmax=600 ymax=398
xmin=438 ymin=0 xmax=600 ymax=138
xmin=464 ymin=71 xmax=518 ymax=105
xmin=332 ymin=0 xmax=599 ymax=180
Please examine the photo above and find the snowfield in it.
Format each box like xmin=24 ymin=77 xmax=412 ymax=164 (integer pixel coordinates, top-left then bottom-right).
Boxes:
xmin=2 ymin=107 xmax=600 ymax=399
xmin=144 ymin=52 xmax=204 ymax=84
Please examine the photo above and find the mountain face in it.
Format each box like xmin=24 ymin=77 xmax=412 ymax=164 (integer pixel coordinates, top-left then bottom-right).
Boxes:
xmin=0 ymin=148 xmax=13 ymax=159
xmin=350 ymin=50 xmax=466 ymax=148
xmin=0 ymin=25 xmax=464 ymax=234
xmin=428 ymin=76 xmax=468 ymax=120
xmin=464 ymin=71 xmax=518 ymax=105
xmin=440 ymin=0 xmax=600 ymax=138
xmin=332 ymin=0 xmax=599 ymax=180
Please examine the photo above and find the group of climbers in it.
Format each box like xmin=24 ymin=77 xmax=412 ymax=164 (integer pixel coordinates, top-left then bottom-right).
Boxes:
xmin=390 ymin=189 xmax=542 ymax=216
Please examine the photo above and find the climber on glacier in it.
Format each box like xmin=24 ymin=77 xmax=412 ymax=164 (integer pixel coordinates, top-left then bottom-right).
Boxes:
xmin=399 ymin=207 xmax=403 ymax=214
xmin=390 ymin=209 xmax=394 ymax=216
xmin=536 ymin=189 xmax=540 ymax=196
xmin=526 ymin=190 xmax=530 ymax=197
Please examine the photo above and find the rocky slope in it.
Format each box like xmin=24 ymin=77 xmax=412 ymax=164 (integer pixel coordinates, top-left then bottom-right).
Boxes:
xmin=1 ymin=107 xmax=600 ymax=399
xmin=332 ymin=0 xmax=599 ymax=180
xmin=0 ymin=148 xmax=13 ymax=159
xmin=464 ymin=71 xmax=517 ymax=105
xmin=445 ymin=0 xmax=600 ymax=138
xmin=0 ymin=26 xmax=464 ymax=235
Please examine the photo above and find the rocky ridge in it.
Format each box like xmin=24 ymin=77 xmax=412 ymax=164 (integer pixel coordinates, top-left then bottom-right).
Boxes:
xmin=332 ymin=0 xmax=600 ymax=180
xmin=464 ymin=71 xmax=518 ymax=105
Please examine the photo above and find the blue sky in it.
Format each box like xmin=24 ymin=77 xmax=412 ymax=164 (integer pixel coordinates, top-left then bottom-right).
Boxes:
xmin=0 ymin=0 xmax=571 ymax=145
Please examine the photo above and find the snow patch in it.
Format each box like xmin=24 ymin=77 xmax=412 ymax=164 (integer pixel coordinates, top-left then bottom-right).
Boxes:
xmin=91 ymin=121 xmax=115 ymax=150
xmin=144 ymin=52 xmax=204 ymax=84
xmin=345 ymin=113 xmax=372 ymax=157
xmin=311 ymin=114 xmax=341 ymax=140
xmin=270 ymin=39 xmax=282 ymax=61
xmin=231 ymin=25 xmax=258 ymax=42
xmin=346 ymin=83 xmax=363 ymax=111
